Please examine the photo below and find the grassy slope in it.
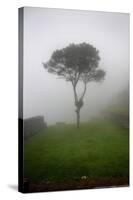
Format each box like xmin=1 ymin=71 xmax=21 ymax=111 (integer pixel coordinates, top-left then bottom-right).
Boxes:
xmin=24 ymin=120 xmax=129 ymax=183
xmin=106 ymin=106 xmax=129 ymax=117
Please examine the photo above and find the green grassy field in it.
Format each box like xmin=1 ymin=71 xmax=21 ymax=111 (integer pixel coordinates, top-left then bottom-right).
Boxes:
xmin=24 ymin=119 xmax=129 ymax=185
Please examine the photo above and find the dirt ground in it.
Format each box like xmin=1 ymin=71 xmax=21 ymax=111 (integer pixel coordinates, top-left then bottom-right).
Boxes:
xmin=25 ymin=177 xmax=129 ymax=193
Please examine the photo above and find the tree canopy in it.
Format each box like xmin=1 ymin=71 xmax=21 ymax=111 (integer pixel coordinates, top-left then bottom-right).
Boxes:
xmin=43 ymin=43 xmax=105 ymax=85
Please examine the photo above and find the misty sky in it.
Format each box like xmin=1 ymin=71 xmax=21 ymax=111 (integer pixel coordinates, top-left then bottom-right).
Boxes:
xmin=23 ymin=7 xmax=129 ymax=125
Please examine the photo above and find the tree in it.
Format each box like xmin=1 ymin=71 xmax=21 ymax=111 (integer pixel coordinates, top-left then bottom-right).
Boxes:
xmin=43 ymin=43 xmax=105 ymax=128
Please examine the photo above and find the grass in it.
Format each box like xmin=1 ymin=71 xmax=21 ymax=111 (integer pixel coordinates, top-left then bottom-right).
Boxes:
xmin=24 ymin=119 xmax=129 ymax=184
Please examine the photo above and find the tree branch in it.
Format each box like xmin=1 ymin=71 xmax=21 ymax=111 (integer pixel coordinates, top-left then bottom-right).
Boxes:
xmin=75 ymin=72 xmax=80 ymax=85
xmin=72 ymin=82 xmax=78 ymax=103
xmin=79 ymin=81 xmax=87 ymax=101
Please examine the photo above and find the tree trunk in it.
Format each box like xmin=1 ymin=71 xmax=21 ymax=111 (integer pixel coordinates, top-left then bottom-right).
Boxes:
xmin=76 ymin=110 xmax=80 ymax=128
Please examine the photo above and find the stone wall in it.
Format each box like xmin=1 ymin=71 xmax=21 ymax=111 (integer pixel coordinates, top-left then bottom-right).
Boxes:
xmin=24 ymin=116 xmax=47 ymax=139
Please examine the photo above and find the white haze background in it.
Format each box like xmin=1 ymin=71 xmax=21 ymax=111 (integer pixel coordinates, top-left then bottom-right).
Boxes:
xmin=23 ymin=7 xmax=129 ymax=125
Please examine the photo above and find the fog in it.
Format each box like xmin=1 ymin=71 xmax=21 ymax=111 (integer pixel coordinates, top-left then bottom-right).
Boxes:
xmin=23 ymin=7 xmax=129 ymax=125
